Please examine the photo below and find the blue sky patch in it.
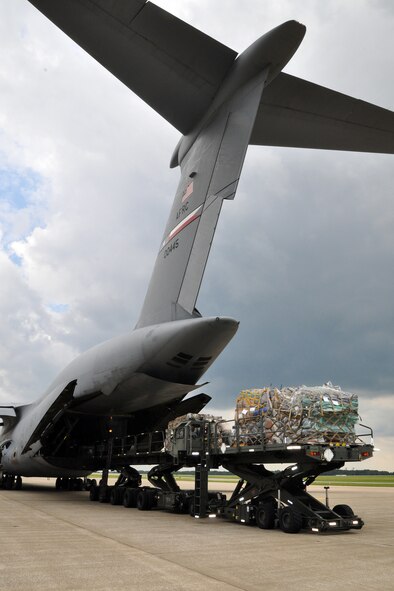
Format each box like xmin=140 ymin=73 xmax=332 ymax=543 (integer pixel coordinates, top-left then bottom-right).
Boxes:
xmin=8 ymin=251 xmax=23 ymax=266
xmin=0 ymin=165 xmax=41 ymax=210
xmin=0 ymin=160 xmax=47 ymax=255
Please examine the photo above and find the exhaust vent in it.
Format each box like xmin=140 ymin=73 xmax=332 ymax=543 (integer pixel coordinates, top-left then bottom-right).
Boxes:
xmin=166 ymin=353 xmax=212 ymax=370
xmin=192 ymin=356 xmax=212 ymax=369
xmin=166 ymin=351 xmax=193 ymax=368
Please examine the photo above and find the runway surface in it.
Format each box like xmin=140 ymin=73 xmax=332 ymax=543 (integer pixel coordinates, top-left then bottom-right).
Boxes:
xmin=0 ymin=478 xmax=393 ymax=591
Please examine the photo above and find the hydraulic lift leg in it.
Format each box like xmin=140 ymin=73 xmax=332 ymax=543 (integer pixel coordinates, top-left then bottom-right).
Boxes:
xmin=99 ymin=432 xmax=114 ymax=502
xmin=193 ymin=462 xmax=209 ymax=518
xmin=147 ymin=464 xmax=181 ymax=492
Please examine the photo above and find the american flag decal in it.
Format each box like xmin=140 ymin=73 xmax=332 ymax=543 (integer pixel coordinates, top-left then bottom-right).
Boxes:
xmin=161 ymin=204 xmax=202 ymax=250
xmin=182 ymin=181 xmax=194 ymax=203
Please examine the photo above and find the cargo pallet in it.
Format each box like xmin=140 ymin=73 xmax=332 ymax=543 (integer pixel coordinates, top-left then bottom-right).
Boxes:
xmin=86 ymin=415 xmax=373 ymax=534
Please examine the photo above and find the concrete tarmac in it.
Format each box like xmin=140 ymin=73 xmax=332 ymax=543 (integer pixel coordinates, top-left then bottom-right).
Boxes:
xmin=0 ymin=478 xmax=393 ymax=591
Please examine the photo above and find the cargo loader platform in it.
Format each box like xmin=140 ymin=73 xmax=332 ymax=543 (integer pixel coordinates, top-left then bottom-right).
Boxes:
xmin=84 ymin=413 xmax=373 ymax=534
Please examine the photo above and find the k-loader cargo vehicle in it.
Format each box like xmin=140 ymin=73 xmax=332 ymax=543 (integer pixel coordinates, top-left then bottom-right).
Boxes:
xmin=81 ymin=411 xmax=373 ymax=534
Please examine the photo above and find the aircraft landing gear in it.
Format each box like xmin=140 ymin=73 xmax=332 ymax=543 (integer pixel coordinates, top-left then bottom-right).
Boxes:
xmin=90 ymin=466 xmax=143 ymax=504
xmin=97 ymin=424 xmax=115 ymax=502
xmin=55 ymin=477 xmax=84 ymax=491
xmin=0 ymin=473 xmax=22 ymax=490
xmin=83 ymin=476 xmax=96 ymax=491
xmin=4 ymin=475 xmax=14 ymax=489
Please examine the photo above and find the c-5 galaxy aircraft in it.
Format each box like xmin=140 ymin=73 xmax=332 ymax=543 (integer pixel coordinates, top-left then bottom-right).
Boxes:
xmin=1 ymin=1 xmax=393 ymax=488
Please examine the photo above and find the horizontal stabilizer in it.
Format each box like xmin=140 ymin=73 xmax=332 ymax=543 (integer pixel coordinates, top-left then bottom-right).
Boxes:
xmin=29 ymin=1 xmax=394 ymax=154
xmin=252 ymin=72 xmax=394 ymax=153
xmin=28 ymin=0 xmax=237 ymax=134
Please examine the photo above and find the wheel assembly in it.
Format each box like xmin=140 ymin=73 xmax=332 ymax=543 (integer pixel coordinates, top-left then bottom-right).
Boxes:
xmin=256 ymin=502 xmax=276 ymax=529
xmin=279 ymin=507 xmax=302 ymax=533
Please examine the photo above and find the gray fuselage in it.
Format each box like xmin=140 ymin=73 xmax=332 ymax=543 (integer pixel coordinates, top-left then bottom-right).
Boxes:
xmin=0 ymin=317 xmax=238 ymax=476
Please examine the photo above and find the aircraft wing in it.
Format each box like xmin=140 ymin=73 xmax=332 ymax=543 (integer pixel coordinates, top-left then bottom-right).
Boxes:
xmin=251 ymin=72 xmax=394 ymax=153
xmin=28 ymin=0 xmax=237 ymax=135
xmin=0 ymin=407 xmax=17 ymax=420
xmin=29 ymin=1 xmax=394 ymax=154
xmin=0 ymin=406 xmax=18 ymax=432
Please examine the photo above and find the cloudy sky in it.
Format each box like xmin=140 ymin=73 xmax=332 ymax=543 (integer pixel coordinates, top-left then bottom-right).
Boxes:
xmin=0 ymin=0 xmax=393 ymax=470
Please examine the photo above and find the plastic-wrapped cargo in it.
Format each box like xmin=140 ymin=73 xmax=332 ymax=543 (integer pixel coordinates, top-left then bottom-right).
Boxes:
xmin=234 ymin=383 xmax=359 ymax=446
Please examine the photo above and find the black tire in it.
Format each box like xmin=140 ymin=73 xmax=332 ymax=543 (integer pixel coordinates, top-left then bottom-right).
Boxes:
xmin=136 ymin=489 xmax=153 ymax=511
xmin=15 ymin=476 xmax=22 ymax=490
xmin=110 ymin=487 xmax=123 ymax=505
xmin=176 ymin=495 xmax=190 ymax=514
xmin=117 ymin=487 xmax=126 ymax=504
xmin=256 ymin=502 xmax=276 ymax=529
xmin=99 ymin=485 xmax=111 ymax=503
xmin=279 ymin=507 xmax=302 ymax=533
xmin=89 ymin=484 xmax=99 ymax=501
xmin=123 ymin=488 xmax=139 ymax=508
xmin=5 ymin=476 xmax=14 ymax=490
xmin=333 ymin=504 xmax=354 ymax=517
xmin=189 ymin=498 xmax=195 ymax=517
xmin=85 ymin=478 xmax=97 ymax=491
xmin=109 ymin=487 xmax=117 ymax=505
xmin=61 ymin=477 xmax=69 ymax=490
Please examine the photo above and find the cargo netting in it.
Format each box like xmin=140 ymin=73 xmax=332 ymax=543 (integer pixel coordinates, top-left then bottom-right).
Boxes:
xmin=234 ymin=383 xmax=359 ymax=446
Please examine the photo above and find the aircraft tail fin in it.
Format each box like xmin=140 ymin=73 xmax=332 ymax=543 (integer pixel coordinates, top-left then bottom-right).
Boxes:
xmin=136 ymin=68 xmax=269 ymax=327
xmin=136 ymin=20 xmax=306 ymax=327
xmin=27 ymin=2 xmax=394 ymax=330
